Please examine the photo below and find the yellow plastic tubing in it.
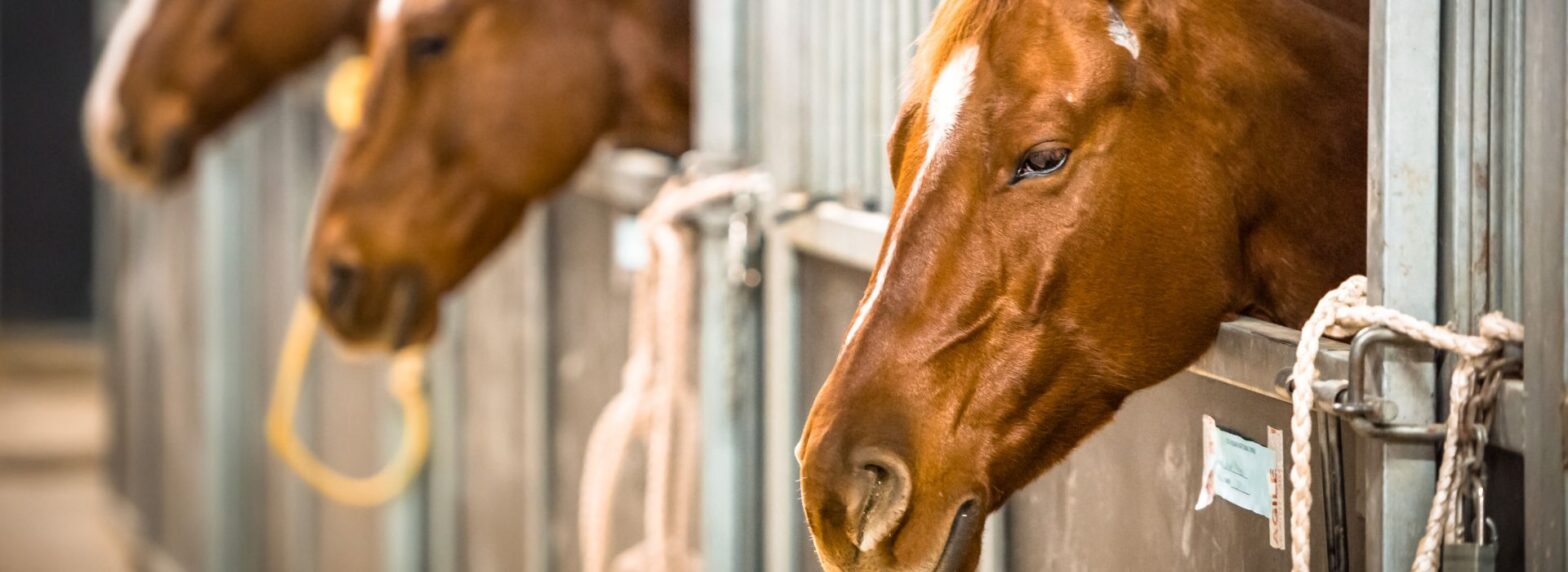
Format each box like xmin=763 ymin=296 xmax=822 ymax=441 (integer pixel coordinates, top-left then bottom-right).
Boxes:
xmin=265 ymin=299 xmax=430 ymax=507
xmin=325 ymin=55 xmax=369 ymax=132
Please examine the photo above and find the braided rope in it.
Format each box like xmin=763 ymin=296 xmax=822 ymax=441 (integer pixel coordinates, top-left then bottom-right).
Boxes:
xmin=578 ymin=171 xmax=769 ymax=572
xmin=1289 ymin=276 xmax=1523 ymax=572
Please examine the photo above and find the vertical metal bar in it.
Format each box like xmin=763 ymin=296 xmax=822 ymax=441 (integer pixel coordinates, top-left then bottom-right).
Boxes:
xmin=1365 ymin=1 xmax=1442 ymax=570
xmin=807 ymin=0 xmax=827 ymax=194
xmin=696 ymin=0 xmax=761 ymax=568
xmin=518 ymin=209 xmax=553 ymax=572
xmin=1440 ymin=0 xmax=1483 ymax=332
xmin=697 ymin=0 xmax=745 ymax=159
xmin=384 ymin=458 xmax=426 ymax=572
xmin=423 ymin=299 xmax=466 ymax=572
xmin=761 ymin=232 xmax=803 ymax=572
xmin=275 ymin=75 xmax=325 ymax=572
xmin=1488 ymin=0 xmax=1525 ymax=318
xmin=698 ymin=215 xmax=763 ymax=572
xmin=758 ymin=0 xmax=808 ymax=567
xmin=1521 ymin=0 xmax=1567 ymax=566
xmin=825 ymin=0 xmax=846 ymax=201
xmin=879 ymin=0 xmax=899 ymax=208
xmin=198 ymin=120 xmax=264 ymax=572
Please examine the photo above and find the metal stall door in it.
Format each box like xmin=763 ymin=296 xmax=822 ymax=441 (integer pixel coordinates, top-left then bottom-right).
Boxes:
xmin=729 ymin=0 xmax=1346 ymax=568
xmin=726 ymin=0 xmax=1557 ymax=571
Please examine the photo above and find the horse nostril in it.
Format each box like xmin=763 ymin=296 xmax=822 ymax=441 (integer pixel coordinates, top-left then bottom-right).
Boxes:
xmin=845 ymin=448 xmax=913 ymax=553
xmin=386 ymin=266 xmax=426 ymax=350
xmin=325 ymin=258 xmax=363 ymax=318
xmin=156 ymin=126 xmax=194 ymax=179
xmin=114 ymin=122 xmax=143 ymax=164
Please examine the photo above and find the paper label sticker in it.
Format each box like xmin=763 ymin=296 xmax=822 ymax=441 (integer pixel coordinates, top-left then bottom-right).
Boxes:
xmin=1267 ymin=426 xmax=1286 ymax=550
xmin=1196 ymin=415 xmax=1280 ymax=528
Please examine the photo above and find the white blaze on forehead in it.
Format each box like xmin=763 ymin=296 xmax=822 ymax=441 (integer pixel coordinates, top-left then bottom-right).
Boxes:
xmin=83 ymin=0 xmax=164 ymax=187
xmin=843 ymin=45 xmax=981 ymax=348
xmin=1107 ymin=4 xmax=1140 ymax=59
xmin=377 ymin=0 xmax=406 ymax=23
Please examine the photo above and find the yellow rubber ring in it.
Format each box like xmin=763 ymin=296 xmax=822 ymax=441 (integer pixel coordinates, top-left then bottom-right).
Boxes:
xmin=265 ymin=299 xmax=430 ymax=507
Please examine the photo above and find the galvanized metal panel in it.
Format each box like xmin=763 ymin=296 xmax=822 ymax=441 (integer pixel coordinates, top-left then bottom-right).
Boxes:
xmin=259 ymin=71 xmax=330 ymax=572
xmin=1366 ymin=1 xmax=1442 ymax=569
xmin=1520 ymin=0 xmax=1568 ymax=565
xmin=795 ymin=255 xmax=873 ymax=572
xmin=1009 ymin=373 xmax=1345 ymax=570
xmin=459 ymin=210 xmax=551 ymax=572
xmin=544 ymin=194 xmax=643 ymax=571
xmin=696 ymin=215 xmax=764 ymax=572
xmin=198 ymin=100 xmax=271 ymax=572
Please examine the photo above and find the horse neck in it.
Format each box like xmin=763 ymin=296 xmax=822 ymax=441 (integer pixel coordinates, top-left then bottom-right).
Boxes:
xmin=602 ymin=0 xmax=693 ymax=156
xmin=1178 ymin=0 xmax=1370 ymax=326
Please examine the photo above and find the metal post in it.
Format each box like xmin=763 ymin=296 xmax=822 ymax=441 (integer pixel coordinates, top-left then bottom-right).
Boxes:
xmin=198 ymin=119 xmax=265 ymax=572
xmin=695 ymin=0 xmax=763 ymax=568
xmin=1366 ymin=1 xmax=1442 ymax=569
xmin=756 ymin=0 xmax=808 ymax=568
xmin=696 ymin=0 xmax=745 ymax=159
xmin=518 ymin=209 xmax=553 ymax=572
xmin=1521 ymin=0 xmax=1567 ymax=567
xmin=697 ymin=210 xmax=764 ymax=572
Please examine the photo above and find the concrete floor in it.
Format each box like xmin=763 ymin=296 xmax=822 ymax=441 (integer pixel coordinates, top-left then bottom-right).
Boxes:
xmin=0 ymin=327 xmax=131 ymax=572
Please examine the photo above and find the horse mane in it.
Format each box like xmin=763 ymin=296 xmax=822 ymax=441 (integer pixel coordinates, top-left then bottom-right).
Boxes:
xmin=909 ymin=0 xmax=1014 ymax=95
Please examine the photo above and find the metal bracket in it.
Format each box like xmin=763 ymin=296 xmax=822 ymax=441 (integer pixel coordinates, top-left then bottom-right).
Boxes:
xmin=1341 ymin=326 xmax=1445 ymax=443
xmin=1275 ymin=326 xmax=1525 ymax=444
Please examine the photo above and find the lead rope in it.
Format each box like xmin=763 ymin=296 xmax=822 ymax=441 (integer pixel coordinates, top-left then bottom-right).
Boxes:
xmin=1288 ymin=275 xmax=1524 ymax=572
xmin=265 ymin=299 xmax=431 ymax=507
xmin=577 ymin=171 xmax=769 ymax=572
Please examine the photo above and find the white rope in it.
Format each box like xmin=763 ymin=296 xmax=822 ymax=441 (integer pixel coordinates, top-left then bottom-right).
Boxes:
xmin=1288 ymin=275 xmax=1523 ymax=572
xmin=577 ymin=171 xmax=769 ymax=572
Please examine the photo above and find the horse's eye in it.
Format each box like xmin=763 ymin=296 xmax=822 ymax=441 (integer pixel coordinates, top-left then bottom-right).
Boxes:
xmin=1012 ymin=146 xmax=1071 ymax=183
xmin=408 ymin=35 xmax=450 ymax=63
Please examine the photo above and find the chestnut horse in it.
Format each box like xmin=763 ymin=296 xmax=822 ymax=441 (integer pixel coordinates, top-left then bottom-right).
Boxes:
xmin=797 ymin=0 xmax=1367 ymax=570
xmin=84 ymin=0 xmax=374 ymax=190
xmin=305 ymin=0 xmax=690 ymax=349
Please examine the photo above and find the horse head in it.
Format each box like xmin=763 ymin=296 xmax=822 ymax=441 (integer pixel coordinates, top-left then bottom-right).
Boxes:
xmin=306 ymin=0 xmax=690 ymax=350
xmin=797 ymin=0 xmax=1367 ymax=569
xmin=83 ymin=0 xmax=374 ymax=191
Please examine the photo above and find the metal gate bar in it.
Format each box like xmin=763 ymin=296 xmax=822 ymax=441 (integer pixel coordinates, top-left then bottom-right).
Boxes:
xmin=1521 ymin=0 xmax=1567 ymax=565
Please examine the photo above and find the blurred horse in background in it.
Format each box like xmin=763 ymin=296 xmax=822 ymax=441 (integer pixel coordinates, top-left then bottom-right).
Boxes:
xmin=796 ymin=0 xmax=1368 ymax=570
xmin=305 ymin=0 xmax=691 ymax=349
xmin=83 ymin=0 xmax=375 ymax=190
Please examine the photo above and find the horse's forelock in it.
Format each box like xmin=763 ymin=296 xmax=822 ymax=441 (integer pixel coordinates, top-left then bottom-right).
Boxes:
xmin=909 ymin=0 xmax=1011 ymax=96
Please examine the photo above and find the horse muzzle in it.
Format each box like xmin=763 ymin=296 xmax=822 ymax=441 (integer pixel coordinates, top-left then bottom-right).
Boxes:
xmin=312 ymin=259 xmax=437 ymax=351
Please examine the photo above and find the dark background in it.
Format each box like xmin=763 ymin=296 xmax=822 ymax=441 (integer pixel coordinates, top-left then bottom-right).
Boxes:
xmin=0 ymin=0 xmax=98 ymax=323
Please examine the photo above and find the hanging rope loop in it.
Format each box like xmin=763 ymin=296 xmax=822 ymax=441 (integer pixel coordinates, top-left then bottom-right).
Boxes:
xmin=1288 ymin=275 xmax=1524 ymax=572
xmin=265 ymin=299 xmax=431 ymax=507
